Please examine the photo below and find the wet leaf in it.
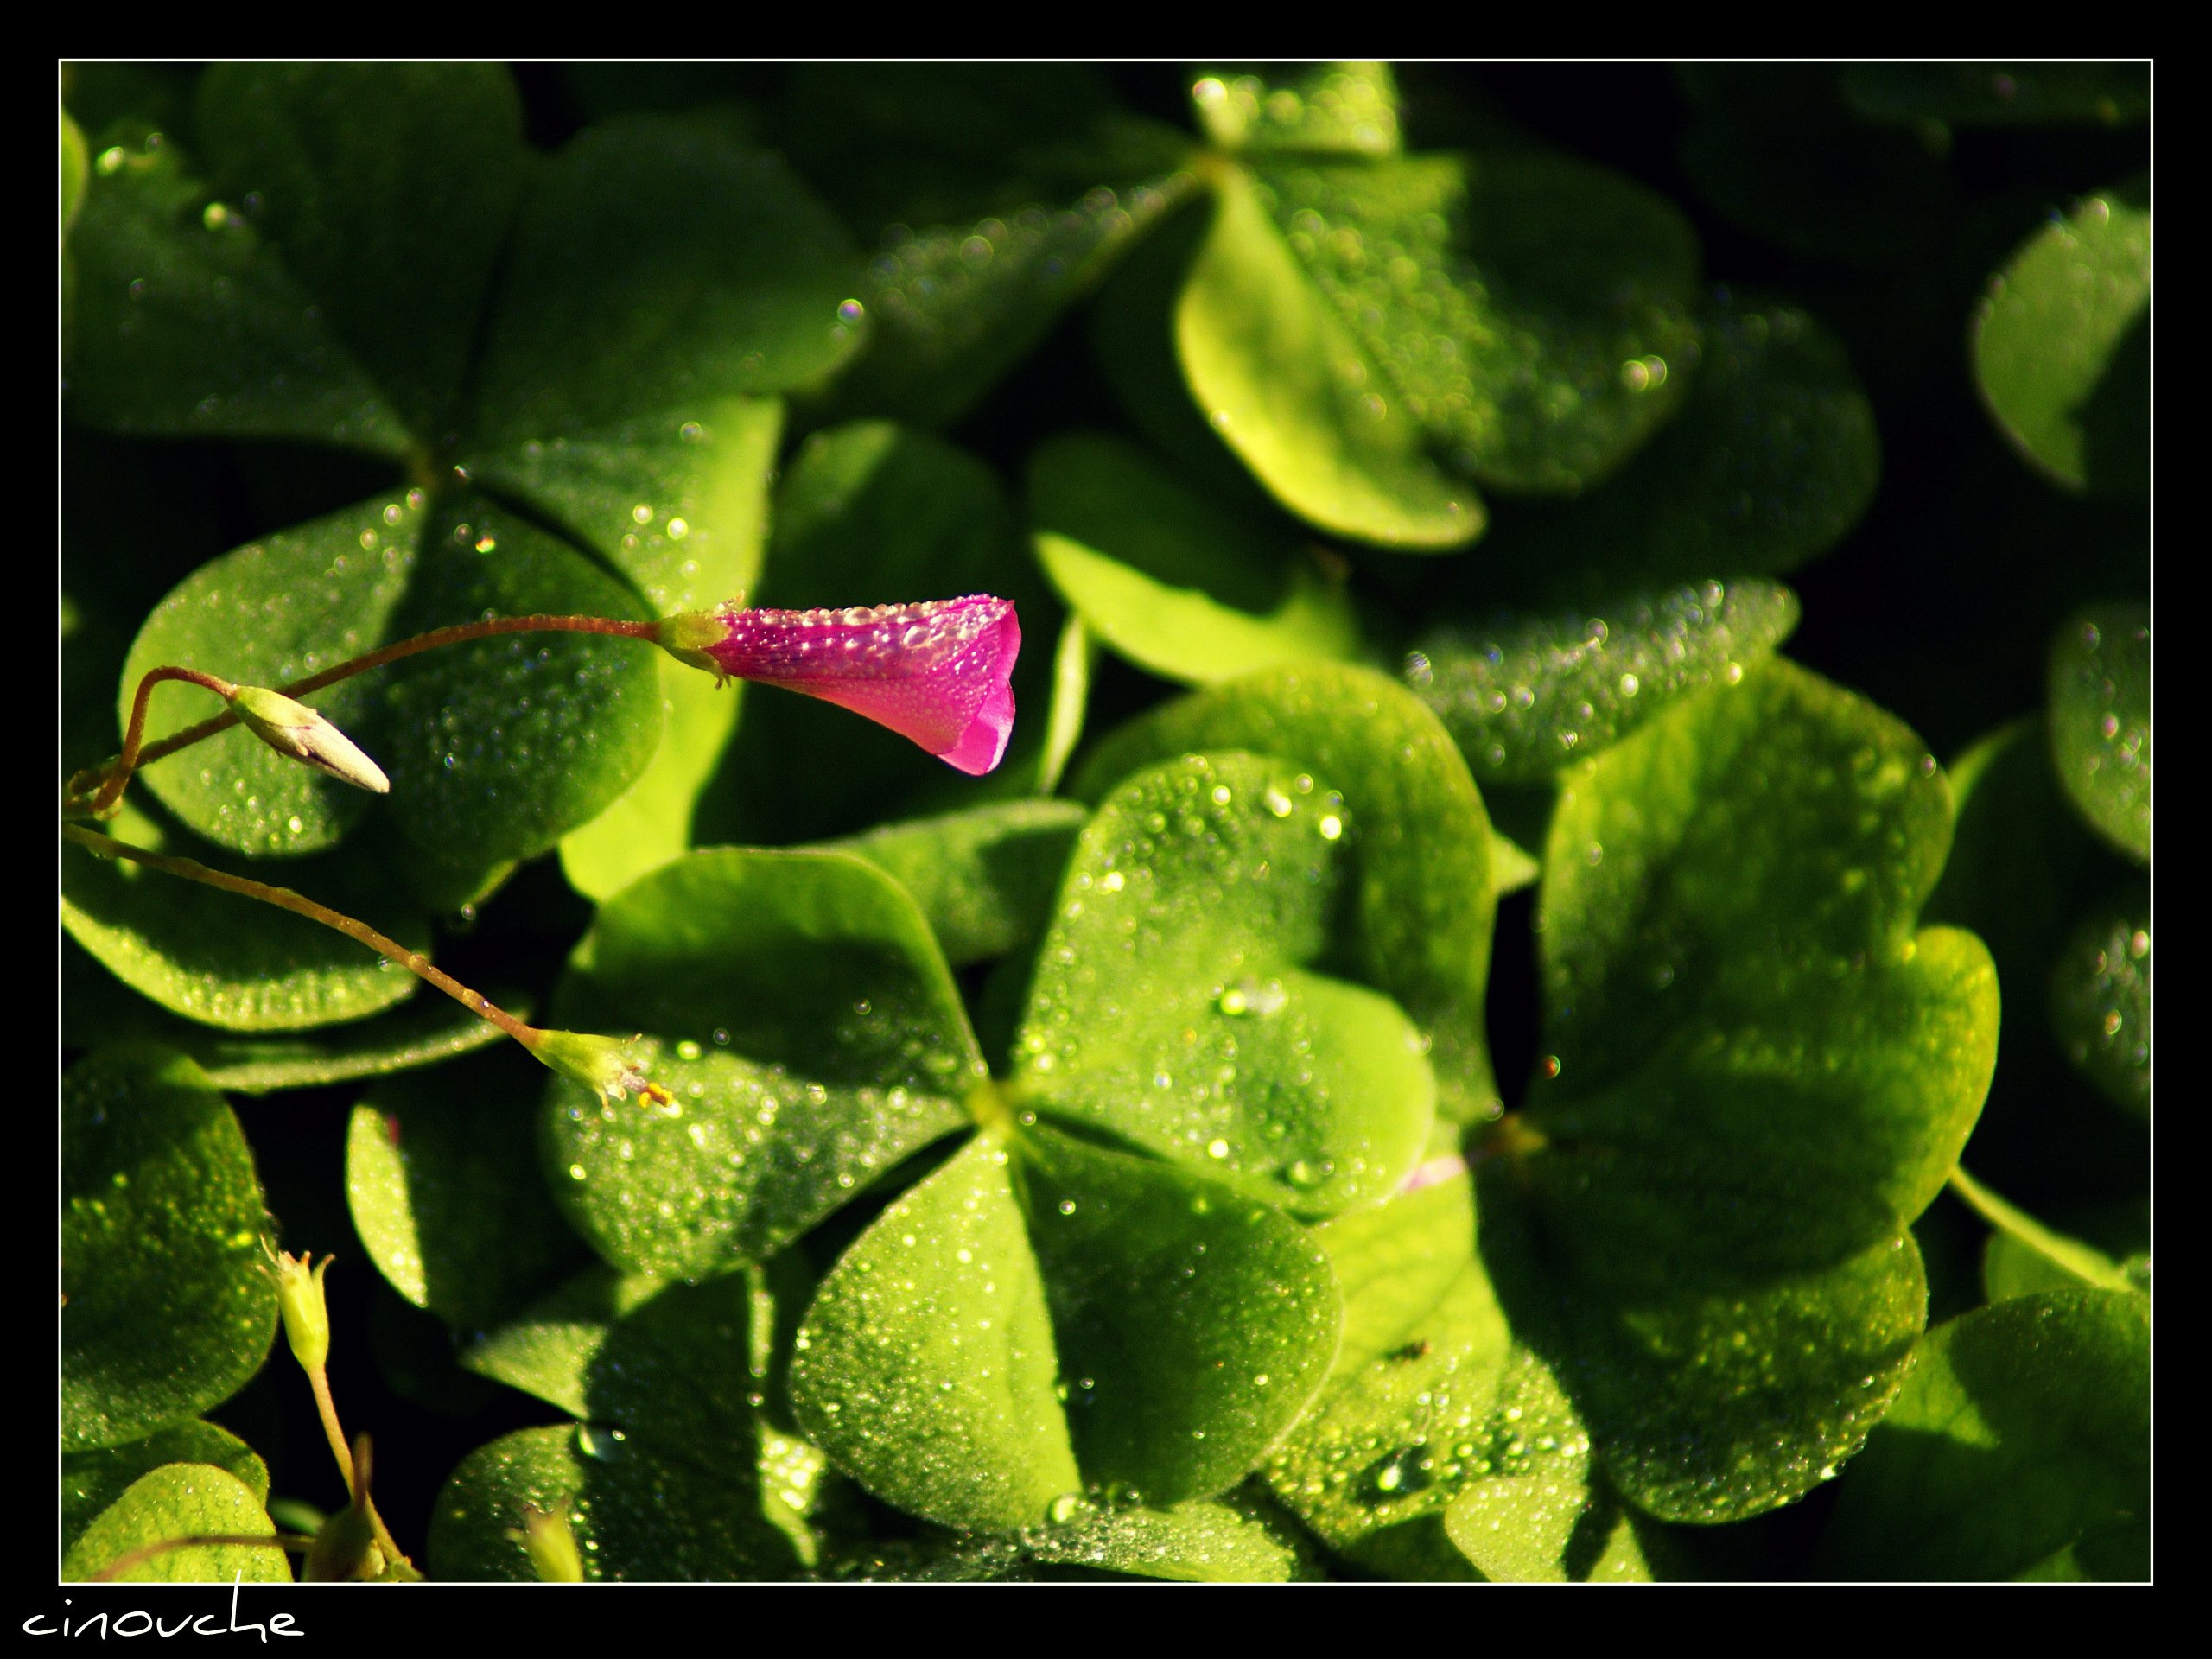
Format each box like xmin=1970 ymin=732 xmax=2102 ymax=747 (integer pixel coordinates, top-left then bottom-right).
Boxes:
xmin=63 ymin=1049 xmax=276 ymax=1450
xmin=1973 ymin=181 xmax=2149 ymax=495
xmin=1815 ymin=1290 xmax=2148 ymax=1580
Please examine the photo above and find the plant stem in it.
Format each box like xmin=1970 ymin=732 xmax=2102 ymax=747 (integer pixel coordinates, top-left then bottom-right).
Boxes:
xmin=67 ymin=613 xmax=661 ymax=808
xmin=1946 ymin=1165 xmax=2138 ymax=1294
xmin=301 ymin=1391 xmax=408 ymax=1571
xmin=60 ymin=823 xmax=537 ymax=1046
xmin=310 ymin=1369 xmax=359 ymax=1500
xmin=73 ymin=665 xmax=239 ymax=817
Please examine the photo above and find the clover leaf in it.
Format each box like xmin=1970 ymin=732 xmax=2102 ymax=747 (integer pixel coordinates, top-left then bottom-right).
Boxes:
xmin=63 ymin=1048 xmax=276 ymax=1451
xmin=2047 ymin=602 xmax=2150 ymax=863
xmin=435 ymin=1267 xmax=819 ymax=1579
xmin=62 ymin=1464 xmax=289 ymax=1585
xmin=1513 ymin=656 xmax=1999 ymax=1521
xmin=1973 ymin=181 xmax=2149 ymax=496
xmin=1074 ymin=663 xmax=1498 ymax=1122
xmin=64 ymin=1420 xmax=269 ymax=1556
xmin=1406 ymin=578 xmax=1800 ymax=783
xmin=774 ymin=64 xmax=1197 ymax=428
xmin=1169 ymin=66 xmax=1703 ymax=547
xmin=1014 ymin=752 xmax=1432 ymax=1215
xmin=531 ymin=744 xmax=1447 ymax=1531
xmin=70 ymin=61 xmax=861 ymax=918
xmin=1028 ymin=430 xmax=1361 ymax=685
xmin=1813 ymin=1289 xmax=2148 ymax=1580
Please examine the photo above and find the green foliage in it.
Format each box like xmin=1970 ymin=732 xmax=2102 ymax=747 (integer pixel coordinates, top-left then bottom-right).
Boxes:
xmin=61 ymin=62 xmax=2148 ymax=1585
xmin=63 ymin=1049 xmax=276 ymax=1451
xmin=1973 ymin=182 xmax=2150 ymax=495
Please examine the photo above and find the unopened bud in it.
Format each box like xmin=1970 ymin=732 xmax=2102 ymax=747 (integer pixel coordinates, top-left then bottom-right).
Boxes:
xmin=528 ymin=1029 xmax=671 ymax=1110
xmin=509 ymin=1503 xmax=585 ymax=1583
xmin=229 ymin=685 xmax=390 ymax=794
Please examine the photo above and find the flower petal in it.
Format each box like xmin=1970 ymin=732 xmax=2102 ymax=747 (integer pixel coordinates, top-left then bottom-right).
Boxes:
xmin=702 ymin=596 xmax=1021 ymax=774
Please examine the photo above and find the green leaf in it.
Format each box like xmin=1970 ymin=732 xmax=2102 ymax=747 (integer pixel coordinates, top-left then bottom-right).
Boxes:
xmin=1530 ymin=658 xmax=1992 ymax=1262
xmin=1841 ymin=63 xmax=2149 ymax=127
xmin=472 ymin=396 xmax=781 ymax=616
xmin=345 ymin=1051 xmax=590 ymax=1329
xmin=1028 ymin=431 xmax=1361 ymax=684
xmin=1011 ymin=1122 xmax=1341 ymax=1505
xmin=791 ymin=1134 xmax=1082 ymax=1533
xmin=468 ymin=118 xmax=862 ymax=448
xmin=1474 ymin=297 xmax=1879 ymax=597
xmin=1019 ymin=1497 xmax=1306 ymax=1582
xmin=2047 ymin=602 xmax=2149 ymax=862
xmin=64 ymin=1049 xmax=276 ymax=1450
xmin=826 ymin=799 xmax=1088 ymax=967
xmin=461 ymin=1267 xmax=668 ymax=1418
xmin=2048 ymin=893 xmax=2150 ymax=1116
xmin=1245 ymin=149 xmax=1701 ymax=495
xmin=1192 ymin=64 xmax=1402 ymax=157
xmin=63 ymin=819 xmax=431 ymax=1032
xmin=64 ymin=1421 xmax=269 ymax=1554
xmin=1017 ymin=753 xmax=1434 ymax=1215
xmin=429 ymin=1422 xmax=799 ymax=1581
xmin=457 ymin=1262 xmax=831 ymax=1571
xmin=550 ymin=388 xmax=773 ymax=904
xmin=62 ymin=108 xmax=89 ymax=238
xmin=790 ymin=1125 xmax=1341 ymax=1533
xmin=61 ymin=945 xmax=517 ymax=1090
xmin=1074 ymin=663 xmax=1498 ymax=1122
xmin=1176 ymin=163 xmax=1482 ymax=549
xmin=1560 ymin=1232 xmax=1929 ymax=1525
xmin=1982 ymin=1197 xmax=2148 ymax=1303
xmin=1814 ymin=1290 xmax=2148 ymax=1580
xmin=1924 ymin=717 xmax=2108 ymax=990
xmin=1973 ymin=181 xmax=2149 ymax=495
xmin=63 ymin=125 xmax=410 ymax=450
xmin=1949 ymin=1167 xmax=2139 ymax=1297
xmin=544 ymin=849 xmax=977 ymax=1279
xmin=1265 ymin=1170 xmax=1634 ymax=1580
xmin=1034 ymin=610 xmax=1096 ymax=797
xmin=1521 ymin=658 xmax=1999 ymax=1520
xmin=777 ymin=64 xmax=1196 ymax=427
xmin=120 ymin=489 xmax=426 ymax=857
xmin=1445 ymin=1478 xmax=1651 ymax=1585
xmin=1407 ymin=578 xmax=1800 ymax=783
xmin=195 ymin=63 xmax=524 ymax=443
xmin=62 ymin=1465 xmax=289 ymax=1584
xmin=562 ymin=665 xmax=745 ymax=905
xmin=371 ymin=499 xmax=665 ymax=909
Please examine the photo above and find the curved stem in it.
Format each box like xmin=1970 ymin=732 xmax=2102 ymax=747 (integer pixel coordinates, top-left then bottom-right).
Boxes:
xmin=61 ymin=823 xmax=537 ymax=1046
xmin=73 ymin=665 xmax=239 ymax=817
xmin=67 ymin=613 xmax=660 ymax=807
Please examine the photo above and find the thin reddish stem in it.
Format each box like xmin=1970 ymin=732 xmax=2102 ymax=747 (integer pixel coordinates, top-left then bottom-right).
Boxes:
xmin=77 ymin=665 xmax=239 ymax=816
xmin=67 ymin=613 xmax=660 ymax=807
xmin=60 ymin=823 xmax=539 ymax=1046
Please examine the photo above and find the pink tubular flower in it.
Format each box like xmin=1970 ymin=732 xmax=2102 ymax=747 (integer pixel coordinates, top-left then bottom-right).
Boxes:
xmin=655 ymin=596 xmax=1020 ymax=776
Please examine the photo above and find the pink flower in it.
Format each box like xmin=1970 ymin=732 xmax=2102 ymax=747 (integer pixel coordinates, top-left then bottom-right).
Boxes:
xmin=656 ymin=596 xmax=1020 ymax=776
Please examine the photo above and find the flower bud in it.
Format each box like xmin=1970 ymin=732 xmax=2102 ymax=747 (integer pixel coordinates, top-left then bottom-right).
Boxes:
xmin=510 ymin=1503 xmax=586 ymax=1583
xmin=652 ymin=595 xmax=1020 ymax=775
xmin=529 ymin=1029 xmax=672 ymax=1110
xmin=228 ymin=685 xmax=390 ymax=794
xmin=259 ymin=1240 xmax=334 ymax=1374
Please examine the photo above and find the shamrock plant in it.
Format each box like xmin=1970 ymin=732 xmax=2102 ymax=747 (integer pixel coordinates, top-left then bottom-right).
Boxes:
xmin=64 ymin=60 xmax=2146 ymax=1586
